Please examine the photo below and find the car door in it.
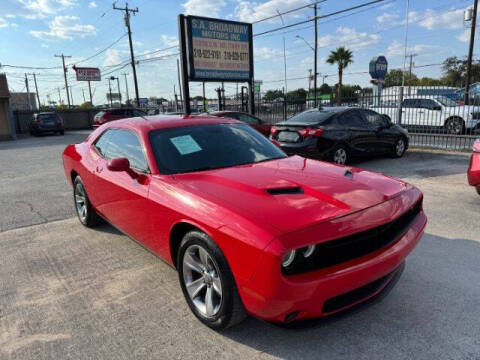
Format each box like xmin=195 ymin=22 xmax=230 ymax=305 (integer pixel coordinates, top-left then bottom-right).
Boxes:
xmin=418 ymin=99 xmax=443 ymax=128
xmin=337 ymin=109 xmax=376 ymax=156
xmin=401 ymin=99 xmax=420 ymax=126
xmin=361 ymin=109 xmax=396 ymax=153
xmin=92 ymin=128 xmax=152 ymax=243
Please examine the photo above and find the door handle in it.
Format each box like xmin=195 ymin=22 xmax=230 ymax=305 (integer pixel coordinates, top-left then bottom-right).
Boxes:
xmin=418 ymin=111 xmax=424 ymax=114
xmin=96 ymin=166 xmax=103 ymax=173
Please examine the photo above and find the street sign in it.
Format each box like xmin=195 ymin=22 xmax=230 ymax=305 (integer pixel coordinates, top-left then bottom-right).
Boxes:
xmin=73 ymin=66 xmax=101 ymax=81
xmin=106 ymin=93 xmax=121 ymax=101
xmin=138 ymin=98 xmax=148 ymax=106
xmin=369 ymin=56 xmax=388 ymax=80
xmin=183 ymin=16 xmax=253 ymax=82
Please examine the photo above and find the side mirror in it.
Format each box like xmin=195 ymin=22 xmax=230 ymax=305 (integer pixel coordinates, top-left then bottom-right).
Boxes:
xmin=107 ymin=157 xmax=130 ymax=172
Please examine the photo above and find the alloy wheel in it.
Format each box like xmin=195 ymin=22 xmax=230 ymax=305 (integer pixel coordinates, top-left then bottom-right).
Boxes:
xmin=182 ymin=244 xmax=223 ymax=318
xmin=334 ymin=148 xmax=347 ymax=164
xmin=396 ymin=139 xmax=405 ymax=156
xmin=75 ymin=183 xmax=87 ymax=222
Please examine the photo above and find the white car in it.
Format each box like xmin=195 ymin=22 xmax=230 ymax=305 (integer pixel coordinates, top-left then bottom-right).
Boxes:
xmin=371 ymin=96 xmax=480 ymax=134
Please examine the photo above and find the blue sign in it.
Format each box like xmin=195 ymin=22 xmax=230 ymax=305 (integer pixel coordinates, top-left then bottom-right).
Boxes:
xmin=369 ymin=56 xmax=388 ymax=80
xmin=187 ymin=16 xmax=252 ymax=82
xmin=138 ymin=98 xmax=148 ymax=106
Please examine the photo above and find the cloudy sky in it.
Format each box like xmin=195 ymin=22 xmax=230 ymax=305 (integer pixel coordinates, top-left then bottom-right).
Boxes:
xmin=0 ymin=0 xmax=475 ymax=105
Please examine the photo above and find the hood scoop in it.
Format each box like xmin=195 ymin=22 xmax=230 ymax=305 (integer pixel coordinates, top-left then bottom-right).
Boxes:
xmin=266 ymin=186 xmax=304 ymax=195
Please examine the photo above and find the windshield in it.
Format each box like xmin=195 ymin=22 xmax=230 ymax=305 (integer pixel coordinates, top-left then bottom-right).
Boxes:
xmin=286 ymin=109 xmax=335 ymax=124
xmin=149 ymin=123 xmax=287 ymax=174
xmin=436 ymin=96 xmax=458 ymax=107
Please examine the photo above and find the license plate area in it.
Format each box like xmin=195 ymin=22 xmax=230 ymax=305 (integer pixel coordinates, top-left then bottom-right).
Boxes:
xmin=278 ymin=131 xmax=300 ymax=143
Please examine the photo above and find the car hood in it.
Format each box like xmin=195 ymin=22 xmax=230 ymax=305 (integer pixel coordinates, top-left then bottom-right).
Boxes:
xmin=173 ymin=156 xmax=410 ymax=234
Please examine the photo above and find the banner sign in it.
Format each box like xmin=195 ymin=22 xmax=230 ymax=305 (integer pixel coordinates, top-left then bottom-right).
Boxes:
xmin=73 ymin=66 xmax=101 ymax=81
xmin=184 ymin=16 xmax=253 ymax=82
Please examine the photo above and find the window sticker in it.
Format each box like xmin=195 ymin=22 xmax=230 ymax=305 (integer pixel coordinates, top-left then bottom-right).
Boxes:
xmin=170 ymin=135 xmax=202 ymax=155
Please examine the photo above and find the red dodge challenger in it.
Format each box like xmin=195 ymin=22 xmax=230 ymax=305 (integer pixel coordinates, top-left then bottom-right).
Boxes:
xmin=468 ymin=139 xmax=480 ymax=195
xmin=62 ymin=114 xmax=427 ymax=329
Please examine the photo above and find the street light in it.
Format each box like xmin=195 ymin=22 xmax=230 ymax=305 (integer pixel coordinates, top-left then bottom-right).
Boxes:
xmin=295 ymin=35 xmax=314 ymax=51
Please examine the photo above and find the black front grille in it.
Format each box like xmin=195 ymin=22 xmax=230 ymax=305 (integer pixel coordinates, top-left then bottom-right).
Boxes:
xmin=322 ymin=268 xmax=396 ymax=314
xmin=282 ymin=197 xmax=422 ymax=276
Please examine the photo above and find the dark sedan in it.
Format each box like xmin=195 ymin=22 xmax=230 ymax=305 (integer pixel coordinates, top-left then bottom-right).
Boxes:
xmin=270 ymin=107 xmax=409 ymax=164
xmin=30 ymin=112 xmax=64 ymax=136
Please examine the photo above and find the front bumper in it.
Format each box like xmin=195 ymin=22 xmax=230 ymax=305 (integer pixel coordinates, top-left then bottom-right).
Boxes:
xmin=468 ymin=153 xmax=480 ymax=186
xmin=238 ymin=190 xmax=427 ymax=323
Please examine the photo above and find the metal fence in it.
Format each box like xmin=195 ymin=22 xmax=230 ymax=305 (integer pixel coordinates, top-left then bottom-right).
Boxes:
xmin=224 ymin=86 xmax=480 ymax=151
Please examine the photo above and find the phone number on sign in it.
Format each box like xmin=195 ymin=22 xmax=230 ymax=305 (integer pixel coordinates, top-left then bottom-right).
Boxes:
xmin=194 ymin=49 xmax=249 ymax=61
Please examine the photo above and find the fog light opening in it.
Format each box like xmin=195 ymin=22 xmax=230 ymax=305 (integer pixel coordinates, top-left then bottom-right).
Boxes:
xmin=285 ymin=311 xmax=300 ymax=323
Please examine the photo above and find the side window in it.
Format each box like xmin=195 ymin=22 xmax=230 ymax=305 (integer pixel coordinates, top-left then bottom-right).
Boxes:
xmin=94 ymin=130 xmax=114 ymax=157
xmin=362 ymin=110 xmax=387 ymax=127
xmin=402 ymin=99 xmax=418 ymax=108
xmin=133 ymin=109 xmax=146 ymax=117
xmin=238 ymin=114 xmax=260 ymax=125
xmin=419 ymin=99 xmax=439 ymax=110
xmin=110 ymin=109 xmax=125 ymax=117
xmin=105 ymin=129 xmax=149 ymax=172
xmin=337 ymin=110 xmax=370 ymax=128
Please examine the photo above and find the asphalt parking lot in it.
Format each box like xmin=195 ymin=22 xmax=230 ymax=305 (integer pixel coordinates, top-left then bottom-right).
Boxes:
xmin=1 ymin=131 xmax=479 ymax=359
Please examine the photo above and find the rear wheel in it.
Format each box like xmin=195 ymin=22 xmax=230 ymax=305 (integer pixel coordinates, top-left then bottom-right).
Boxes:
xmin=331 ymin=145 xmax=349 ymax=165
xmin=177 ymin=230 xmax=246 ymax=330
xmin=73 ymin=176 xmax=101 ymax=227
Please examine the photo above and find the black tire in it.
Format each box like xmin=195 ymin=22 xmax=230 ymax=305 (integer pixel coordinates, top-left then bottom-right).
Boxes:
xmin=59 ymin=130 xmax=65 ymax=135
xmin=391 ymin=137 xmax=407 ymax=158
xmin=330 ymin=144 xmax=349 ymax=165
xmin=30 ymin=130 xmax=37 ymax=136
xmin=445 ymin=117 xmax=465 ymax=135
xmin=177 ymin=230 xmax=247 ymax=330
xmin=73 ymin=176 xmax=101 ymax=227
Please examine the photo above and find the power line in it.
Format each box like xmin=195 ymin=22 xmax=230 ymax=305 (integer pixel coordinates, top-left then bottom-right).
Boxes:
xmin=69 ymin=33 xmax=128 ymax=66
xmin=252 ymin=0 xmax=327 ymax=24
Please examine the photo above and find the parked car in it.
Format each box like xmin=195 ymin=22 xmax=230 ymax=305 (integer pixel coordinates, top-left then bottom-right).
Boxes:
xmin=62 ymin=115 xmax=426 ymax=329
xmin=93 ymin=108 xmax=147 ymax=128
xmin=270 ymin=107 xmax=409 ymax=164
xmin=371 ymin=96 xmax=480 ymax=134
xmin=30 ymin=112 xmax=64 ymax=136
xmin=210 ymin=111 xmax=271 ymax=136
xmin=468 ymin=139 xmax=480 ymax=195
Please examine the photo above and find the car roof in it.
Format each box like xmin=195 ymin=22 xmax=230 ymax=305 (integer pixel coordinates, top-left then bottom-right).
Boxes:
xmin=104 ymin=114 xmax=241 ymax=133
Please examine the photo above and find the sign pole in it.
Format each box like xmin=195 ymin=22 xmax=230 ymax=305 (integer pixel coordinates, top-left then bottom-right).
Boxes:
xmin=178 ymin=15 xmax=191 ymax=115
xmin=88 ymin=81 xmax=93 ymax=105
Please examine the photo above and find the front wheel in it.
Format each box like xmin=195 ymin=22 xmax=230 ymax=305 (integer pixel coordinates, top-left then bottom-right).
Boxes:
xmin=330 ymin=145 xmax=349 ymax=165
xmin=73 ymin=176 xmax=101 ymax=227
xmin=445 ymin=118 xmax=465 ymax=135
xmin=391 ymin=137 xmax=407 ymax=158
xmin=177 ymin=231 xmax=246 ymax=330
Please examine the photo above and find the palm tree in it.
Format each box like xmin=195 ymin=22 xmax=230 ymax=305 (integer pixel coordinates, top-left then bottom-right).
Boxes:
xmin=326 ymin=47 xmax=353 ymax=105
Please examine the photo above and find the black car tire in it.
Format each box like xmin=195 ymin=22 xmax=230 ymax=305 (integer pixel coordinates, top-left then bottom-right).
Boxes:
xmin=30 ymin=130 xmax=37 ymax=136
xmin=73 ymin=176 xmax=101 ymax=227
xmin=59 ymin=130 xmax=65 ymax=135
xmin=391 ymin=137 xmax=407 ymax=158
xmin=445 ymin=117 xmax=465 ymax=135
xmin=330 ymin=145 xmax=349 ymax=165
xmin=177 ymin=230 xmax=247 ymax=330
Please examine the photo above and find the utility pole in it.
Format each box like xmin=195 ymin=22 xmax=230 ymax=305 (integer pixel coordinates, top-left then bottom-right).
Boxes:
xmin=25 ymin=73 xmax=32 ymax=110
xmin=110 ymin=76 xmax=121 ymax=105
xmin=121 ymin=73 xmax=130 ymax=105
xmin=113 ymin=2 xmax=140 ymax=106
xmin=70 ymin=87 xmax=74 ymax=107
xmin=202 ymin=82 xmax=206 ymax=111
xmin=277 ymin=10 xmax=288 ymax=96
xmin=406 ymin=53 xmax=418 ymax=96
xmin=55 ymin=54 xmax=72 ymax=108
xmin=82 ymin=88 xmax=86 ymax=103
xmin=57 ymin=88 xmax=62 ymax=105
xmin=108 ymin=78 xmax=113 ymax=107
xmin=32 ymin=73 xmax=41 ymax=109
xmin=87 ymin=81 xmax=93 ymax=105
xmin=313 ymin=2 xmax=318 ymax=107
xmin=465 ymin=0 xmax=478 ymax=105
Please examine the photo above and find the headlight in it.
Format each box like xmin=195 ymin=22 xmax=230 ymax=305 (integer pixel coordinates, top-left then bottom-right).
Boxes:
xmin=282 ymin=250 xmax=296 ymax=267
xmin=302 ymin=245 xmax=315 ymax=258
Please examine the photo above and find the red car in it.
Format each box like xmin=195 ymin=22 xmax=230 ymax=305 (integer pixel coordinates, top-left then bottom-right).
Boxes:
xmin=93 ymin=108 xmax=147 ymax=128
xmin=62 ymin=115 xmax=426 ymax=329
xmin=468 ymin=139 xmax=480 ymax=195
xmin=210 ymin=111 xmax=271 ymax=136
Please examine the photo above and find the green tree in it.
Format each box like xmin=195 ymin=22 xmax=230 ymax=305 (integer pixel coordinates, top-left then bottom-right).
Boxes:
xmin=264 ymin=89 xmax=284 ymax=100
xmin=286 ymin=88 xmax=307 ymax=103
xmin=384 ymin=69 xmax=419 ymax=87
xmin=326 ymin=46 xmax=353 ymax=105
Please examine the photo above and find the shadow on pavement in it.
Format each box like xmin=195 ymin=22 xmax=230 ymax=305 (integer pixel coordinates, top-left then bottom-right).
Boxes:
xmin=221 ymin=233 xmax=480 ymax=360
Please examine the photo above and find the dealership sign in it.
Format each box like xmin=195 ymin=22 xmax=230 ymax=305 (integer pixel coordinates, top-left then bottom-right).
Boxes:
xmin=72 ymin=66 xmax=101 ymax=81
xmin=183 ymin=16 xmax=253 ymax=82
xmin=369 ymin=56 xmax=388 ymax=80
